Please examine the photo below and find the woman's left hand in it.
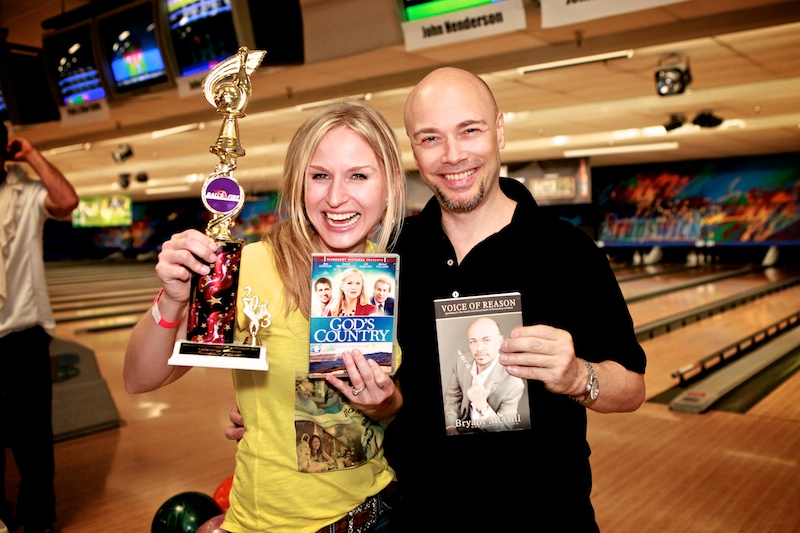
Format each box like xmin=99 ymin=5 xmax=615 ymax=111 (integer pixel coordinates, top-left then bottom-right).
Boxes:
xmin=326 ymin=349 xmax=400 ymax=420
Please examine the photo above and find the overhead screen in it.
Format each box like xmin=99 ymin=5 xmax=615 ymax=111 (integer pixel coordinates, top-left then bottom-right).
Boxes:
xmin=507 ymin=158 xmax=592 ymax=206
xmin=159 ymin=0 xmax=304 ymax=80
xmin=94 ymin=0 xmax=174 ymax=98
xmin=0 ymin=42 xmax=60 ymax=125
xmin=72 ymin=194 xmax=133 ymax=228
xmin=42 ymin=21 xmax=108 ymax=107
xmin=37 ymin=0 xmax=304 ymax=111
xmin=162 ymin=0 xmax=240 ymax=77
xmin=401 ymin=0 xmax=496 ymax=21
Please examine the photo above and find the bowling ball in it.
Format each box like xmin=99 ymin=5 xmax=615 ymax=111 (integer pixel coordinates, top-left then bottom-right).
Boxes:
xmin=151 ymin=491 xmax=222 ymax=533
xmin=196 ymin=514 xmax=226 ymax=533
xmin=212 ymin=475 xmax=233 ymax=511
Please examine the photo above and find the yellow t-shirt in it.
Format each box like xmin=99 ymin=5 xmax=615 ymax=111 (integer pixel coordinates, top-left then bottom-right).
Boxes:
xmin=221 ymin=241 xmax=397 ymax=533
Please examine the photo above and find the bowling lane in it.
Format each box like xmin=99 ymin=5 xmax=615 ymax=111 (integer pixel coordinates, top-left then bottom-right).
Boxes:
xmin=613 ymin=263 xmax=694 ymax=280
xmin=639 ymin=284 xmax=800 ymax=399
xmin=619 ymin=263 xmax=757 ymax=301
xmin=627 ymin=265 xmax=800 ymax=328
xmin=47 ymin=261 xmax=162 ymax=324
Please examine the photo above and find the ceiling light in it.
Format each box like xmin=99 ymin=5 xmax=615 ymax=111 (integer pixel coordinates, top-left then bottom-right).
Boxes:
xmin=118 ymin=173 xmax=130 ymax=189
xmin=655 ymin=53 xmax=692 ymax=96
xmin=47 ymin=142 xmax=91 ymax=156
xmin=296 ymin=93 xmax=372 ymax=112
xmin=564 ymin=142 xmax=679 ymax=157
xmin=151 ymin=123 xmax=204 ymax=139
xmin=693 ymin=111 xmax=723 ymax=128
xmin=135 ymin=172 xmax=148 ymax=183
xmin=663 ymin=113 xmax=687 ymax=132
xmin=517 ymin=49 xmax=634 ymax=75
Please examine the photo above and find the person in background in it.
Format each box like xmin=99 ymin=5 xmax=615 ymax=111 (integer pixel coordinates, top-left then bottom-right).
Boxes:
xmin=312 ymin=276 xmax=333 ymax=316
xmin=370 ymin=277 xmax=394 ymax=315
xmin=0 ymin=123 xmax=79 ymax=533
xmin=385 ymin=67 xmax=647 ymax=531
xmin=123 ymin=100 xmax=406 ymax=533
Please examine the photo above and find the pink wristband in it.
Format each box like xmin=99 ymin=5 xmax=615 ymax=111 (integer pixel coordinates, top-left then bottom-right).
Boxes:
xmin=151 ymin=289 xmax=185 ymax=328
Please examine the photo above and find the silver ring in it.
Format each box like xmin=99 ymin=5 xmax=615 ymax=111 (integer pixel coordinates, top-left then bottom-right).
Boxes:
xmin=352 ymin=386 xmax=365 ymax=396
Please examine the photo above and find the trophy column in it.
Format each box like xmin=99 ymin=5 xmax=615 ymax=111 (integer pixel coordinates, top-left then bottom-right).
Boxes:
xmin=169 ymin=47 xmax=269 ymax=371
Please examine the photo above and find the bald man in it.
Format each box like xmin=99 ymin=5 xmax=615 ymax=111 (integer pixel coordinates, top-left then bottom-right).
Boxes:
xmin=386 ymin=67 xmax=647 ymax=531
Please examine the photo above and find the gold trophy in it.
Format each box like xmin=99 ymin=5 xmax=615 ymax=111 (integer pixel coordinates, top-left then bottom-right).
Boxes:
xmin=169 ymin=47 xmax=268 ymax=371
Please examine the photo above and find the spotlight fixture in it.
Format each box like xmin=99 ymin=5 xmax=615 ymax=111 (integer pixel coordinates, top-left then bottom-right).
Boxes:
xmin=113 ymin=143 xmax=133 ymax=163
xmin=135 ymin=172 xmax=149 ymax=183
xmin=692 ymin=111 xmax=723 ymax=128
xmin=655 ymin=53 xmax=692 ymax=96
xmin=663 ymin=113 xmax=687 ymax=132
xmin=118 ymin=173 xmax=130 ymax=189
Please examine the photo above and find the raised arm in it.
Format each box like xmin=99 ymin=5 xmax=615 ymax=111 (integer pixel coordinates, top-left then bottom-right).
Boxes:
xmin=6 ymin=136 xmax=78 ymax=218
xmin=123 ymin=229 xmax=220 ymax=393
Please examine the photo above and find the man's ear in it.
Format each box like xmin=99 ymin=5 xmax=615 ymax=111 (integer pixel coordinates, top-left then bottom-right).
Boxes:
xmin=496 ymin=112 xmax=506 ymax=149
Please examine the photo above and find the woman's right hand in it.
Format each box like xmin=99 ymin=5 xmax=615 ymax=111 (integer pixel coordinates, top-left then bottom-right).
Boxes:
xmin=155 ymin=229 xmax=219 ymax=304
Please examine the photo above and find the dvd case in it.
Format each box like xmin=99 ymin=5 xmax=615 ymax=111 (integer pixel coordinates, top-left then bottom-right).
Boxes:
xmin=309 ymin=253 xmax=399 ymax=378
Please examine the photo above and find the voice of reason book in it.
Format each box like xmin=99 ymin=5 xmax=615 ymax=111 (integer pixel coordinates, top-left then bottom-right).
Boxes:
xmin=309 ymin=253 xmax=399 ymax=378
xmin=434 ymin=292 xmax=531 ymax=435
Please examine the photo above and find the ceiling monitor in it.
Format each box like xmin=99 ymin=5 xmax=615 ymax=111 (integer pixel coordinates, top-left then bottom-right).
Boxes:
xmin=158 ymin=0 xmax=304 ymax=80
xmin=94 ymin=0 xmax=175 ymax=99
xmin=400 ymin=0 xmax=495 ymax=21
xmin=42 ymin=21 xmax=108 ymax=108
xmin=160 ymin=0 xmax=240 ymax=78
xmin=0 ymin=41 xmax=60 ymax=125
xmin=237 ymin=0 xmax=304 ymax=67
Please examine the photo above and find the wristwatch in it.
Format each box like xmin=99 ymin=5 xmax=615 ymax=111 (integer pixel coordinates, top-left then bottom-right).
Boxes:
xmin=573 ymin=359 xmax=599 ymax=406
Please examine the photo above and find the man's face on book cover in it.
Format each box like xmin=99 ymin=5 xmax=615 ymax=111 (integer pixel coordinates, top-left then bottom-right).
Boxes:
xmin=467 ymin=318 xmax=503 ymax=367
xmin=373 ymin=281 xmax=390 ymax=304
xmin=316 ymin=282 xmax=332 ymax=305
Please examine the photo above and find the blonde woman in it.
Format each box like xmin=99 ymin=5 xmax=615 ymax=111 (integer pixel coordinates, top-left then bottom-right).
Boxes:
xmin=124 ymin=100 xmax=405 ymax=532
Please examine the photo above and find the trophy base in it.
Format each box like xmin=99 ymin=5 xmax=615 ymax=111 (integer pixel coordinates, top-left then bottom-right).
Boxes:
xmin=169 ymin=341 xmax=268 ymax=371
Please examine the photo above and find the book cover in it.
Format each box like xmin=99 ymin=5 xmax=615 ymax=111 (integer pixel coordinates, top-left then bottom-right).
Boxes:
xmin=434 ymin=292 xmax=531 ymax=435
xmin=309 ymin=253 xmax=399 ymax=378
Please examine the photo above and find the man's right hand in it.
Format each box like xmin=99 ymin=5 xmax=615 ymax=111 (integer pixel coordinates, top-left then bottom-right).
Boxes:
xmin=225 ymin=404 xmax=245 ymax=442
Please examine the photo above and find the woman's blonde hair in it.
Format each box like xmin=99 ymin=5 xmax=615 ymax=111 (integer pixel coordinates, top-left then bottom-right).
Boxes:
xmin=264 ymin=99 xmax=406 ymax=319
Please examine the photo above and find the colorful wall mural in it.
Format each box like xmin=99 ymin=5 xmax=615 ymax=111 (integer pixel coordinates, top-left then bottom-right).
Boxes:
xmin=594 ymin=153 xmax=800 ymax=247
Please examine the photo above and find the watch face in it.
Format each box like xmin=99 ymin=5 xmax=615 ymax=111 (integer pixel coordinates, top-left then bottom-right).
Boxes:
xmin=589 ymin=380 xmax=599 ymax=400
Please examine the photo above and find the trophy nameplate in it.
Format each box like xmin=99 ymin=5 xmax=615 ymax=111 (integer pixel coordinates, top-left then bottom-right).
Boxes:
xmin=169 ymin=47 xmax=268 ymax=371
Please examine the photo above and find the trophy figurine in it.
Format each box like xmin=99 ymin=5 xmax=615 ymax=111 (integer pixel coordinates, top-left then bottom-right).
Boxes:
xmin=169 ymin=47 xmax=269 ymax=371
